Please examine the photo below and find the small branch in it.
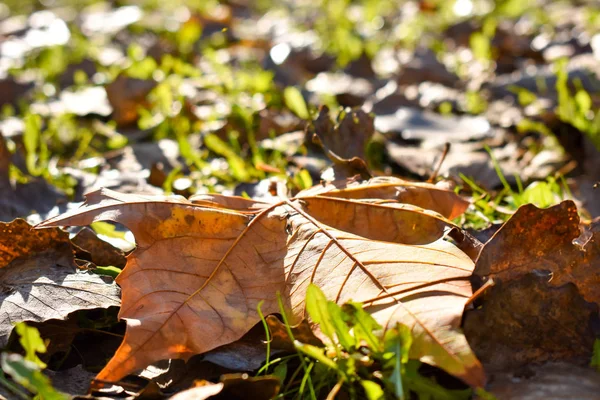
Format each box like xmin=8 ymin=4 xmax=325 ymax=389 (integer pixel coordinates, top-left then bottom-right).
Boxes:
xmin=464 ymin=278 xmax=495 ymax=308
xmin=428 ymin=143 xmax=451 ymax=183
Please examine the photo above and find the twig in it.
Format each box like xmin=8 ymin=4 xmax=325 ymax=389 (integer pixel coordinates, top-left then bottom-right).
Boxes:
xmin=464 ymin=278 xmax=495 ymax=308
xmin=428 ymin=143 xmax=451 ymax=182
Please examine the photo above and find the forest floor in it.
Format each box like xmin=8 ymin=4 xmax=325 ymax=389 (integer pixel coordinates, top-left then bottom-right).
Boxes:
xmin=0 ymin=0 xmax=599 ymax=399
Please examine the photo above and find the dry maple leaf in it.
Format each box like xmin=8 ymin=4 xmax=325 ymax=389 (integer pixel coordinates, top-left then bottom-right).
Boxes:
xmin=38 ymin=185 xmax=484 ymax=387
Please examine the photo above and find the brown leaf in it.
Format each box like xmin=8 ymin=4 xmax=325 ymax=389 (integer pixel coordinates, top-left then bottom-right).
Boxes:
xmin=105 ymin=75 xmax=157 ymax=127
xmin=298 ymin=176 xmax=469 ymax=220
xmin=189 ymin=193 xmax=272 ymax=211
xmin=72 ymin=227 xmax=127 ymax=268
xmin=0 ymin=219 xmax=71 ymax=267
xmin=299 ymin=197 xmax=451 ymax=245
xmin=474 ymin=200 xmax=600 ymax=305
xmin=306 ymin=105 xmax=374 ymax=161
xmin=0 ymin=219 xmax=121 ymax=346
xmin=464 ymin=274 xmax=597 ymax=371
xmin=39 ymin=188 xmax=483 ymax=386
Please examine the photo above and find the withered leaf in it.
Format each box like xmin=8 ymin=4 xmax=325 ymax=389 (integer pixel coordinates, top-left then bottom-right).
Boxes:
xmin=474 ymin=200 xmax=600 ymax=305
xmin=298 ymin=176 xmax=469 ymax=220
xmin=72 ymin=227 xmax=127 ymax=268
xmin=39 ymin=187 xmax=483 ymax=386
xmin=305 ymin=105 xmax=375 ymax=161
xmin=105 ymin=75 xmax=157 ymax=127
xmin=0 ymin=219 xmax=121 ymax=346
xmin=464 ymin=274 xmax=597 ymax=371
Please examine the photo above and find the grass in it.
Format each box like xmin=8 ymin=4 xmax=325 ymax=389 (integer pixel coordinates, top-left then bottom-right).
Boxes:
xmin=255 ymin=285 xmax=476 ymax=400
xmin=456 ymin=146 xmax=571 ymax=230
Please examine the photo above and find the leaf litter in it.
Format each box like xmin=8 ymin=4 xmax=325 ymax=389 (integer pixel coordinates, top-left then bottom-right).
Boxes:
xmin=38 ymin=179 xmax=483 ymax=387
xmin=0 ymin=219 xmax=121 ymax=346
xmin=2 ymin=0 xmax=600 ymax=398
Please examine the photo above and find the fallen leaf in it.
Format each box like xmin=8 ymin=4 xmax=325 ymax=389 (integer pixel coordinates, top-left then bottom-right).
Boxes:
xmin=189 ymin=193 xmax=272 ymax=211
xmin=474 ymin=200 xmax=600 ymax=305
xmin=105 ymin=75 xmax=156 ymax=127
xmin=396 ymin=48 xmax=459 ymax=87
xmin=150 ymin=357 xmax=235 ymax=394
xmin=0 ymin=219 xmax=121 ymax=346
xmin=39 ymin=187 xmax=483 ymax=386
xmin=306 ymin=105 xmax=375 ymax=161
xmin=189 ymin=316 xmax=322 ymax=372
xmin=71 ymin=227 xmax=127 ymax=268
xmin=298 ymin=176 xmax=469 ymax=220
xmin=464 ymin=274 xmax=597 ymax=371
xmin=266 ymin=315 xmax=323 ymax=351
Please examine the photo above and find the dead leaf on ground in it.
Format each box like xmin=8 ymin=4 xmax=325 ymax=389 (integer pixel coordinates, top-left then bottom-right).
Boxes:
xmin=197 ymin=314 xmax=324 ymax=372
xmin=72 ymin=227 xmax=127 ymax=268
xmin=39 ymin=184 xmax=483 ymax=387
xmin=397 ymin=48 xmax=459 ymax=88
xmin=27 ymin=317 xmax=82 ymax=361
xmin=298 ymin=176 xmax=469 ymax=220
xmin=150 ymin=357 xmax=235 ymax=395
xmin=266 ymin=315 xmax=323 ymax=351
xmin=105 ymin=75 xmax=157 ymax=127
xmin=464 ymin=274 xmax=597 ymax=371
xmin=466 ymin=201 xmax=600 ymax=371
xmin=0 ymin=219 xmax=121 ymax=346
xmin=202 ymin=320 xmax=282 ymax=371
xmin=306 ymin=105 xmax=375 ymax=161
xmin=474 ymin=200 xmax=600 ymax=305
